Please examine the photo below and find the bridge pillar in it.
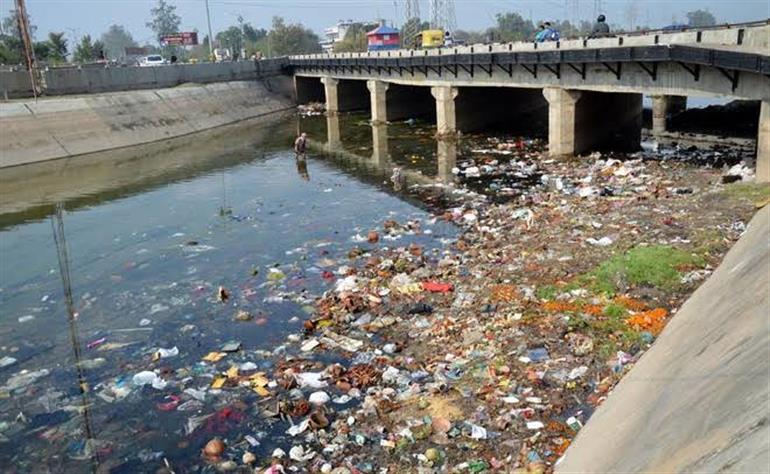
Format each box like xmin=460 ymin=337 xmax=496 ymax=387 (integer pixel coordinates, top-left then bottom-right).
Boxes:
xmin=437 ymin=138 xmax=457 ymax=184
xmin=543 ymin=87 xmax=582 ymax=156
xmin=652 ymin=95 xmax=687 ymax=135
xmin=432 ymin=86 xmax=459 ymax=137
xmin=367 ymin=80 xmax=389 ymax=124
xmin=544 ymin=87 xmax=642 ymax=156
xmin=321 ymin=77 xmax=339 ymax=115
xmin=758 ymin=100 xmax=769 ymax=183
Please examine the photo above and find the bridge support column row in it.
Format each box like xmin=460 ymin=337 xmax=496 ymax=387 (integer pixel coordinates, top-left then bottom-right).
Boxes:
xmin=543 ymin=87 xmax=642 ymax=156
xmin=432 ymin=86 xmax=459 ymax=137
xmin=651 ymin=95 xmax=687 ymax=135
xmin=759 ymin=100 xmax=769 ymax=183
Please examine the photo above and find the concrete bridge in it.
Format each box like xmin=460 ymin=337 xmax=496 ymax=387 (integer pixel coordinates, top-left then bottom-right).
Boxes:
xmin=288 ymin=21 xmax=770 ymax=182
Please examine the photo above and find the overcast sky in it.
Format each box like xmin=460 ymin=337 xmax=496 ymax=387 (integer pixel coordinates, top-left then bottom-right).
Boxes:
xmin=10 ymin=0 xmax=770 ymax=45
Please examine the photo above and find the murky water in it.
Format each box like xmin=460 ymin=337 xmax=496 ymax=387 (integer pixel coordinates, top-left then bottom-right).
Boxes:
xmin=0 ymin=114 xmax=464 ymax=472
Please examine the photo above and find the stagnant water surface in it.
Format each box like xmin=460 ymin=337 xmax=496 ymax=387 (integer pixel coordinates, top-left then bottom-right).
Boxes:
xmin=0 ymin=114 xmax=464 ymax=472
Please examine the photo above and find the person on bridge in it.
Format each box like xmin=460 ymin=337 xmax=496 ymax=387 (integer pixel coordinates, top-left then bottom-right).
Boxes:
xmin=545 ymin=22 xmax=560 ymax=41
xmin=590 ymin=15 xmax=611 ymax=38
xmin=535 ymin=24 xmax=548 ymax=42
xmin=294 ymin=132 xmax=308 ymax=156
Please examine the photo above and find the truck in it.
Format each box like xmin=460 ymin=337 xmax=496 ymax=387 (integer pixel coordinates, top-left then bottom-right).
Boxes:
xmin=414 ymin=29 xmax=445 ymax=49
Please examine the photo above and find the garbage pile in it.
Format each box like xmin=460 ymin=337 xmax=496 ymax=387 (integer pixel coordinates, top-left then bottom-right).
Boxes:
xmin=1 ymin=128 xmax=766 ymax=473
xmin=298 ymin=103 xmax=326 ymax=117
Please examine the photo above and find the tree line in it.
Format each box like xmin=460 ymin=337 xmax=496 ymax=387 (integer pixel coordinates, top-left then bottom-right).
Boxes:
xmin=0 ymin=0 xmax=718 ymax=64
xmin=0 ymin=0 xmax=321 ymax=65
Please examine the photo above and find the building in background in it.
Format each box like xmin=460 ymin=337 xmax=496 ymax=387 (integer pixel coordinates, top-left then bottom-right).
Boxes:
xmin=366 ymin=23 xmax=400 ymax=51
xmin=320 ymin=20 xmax=355 ymax=53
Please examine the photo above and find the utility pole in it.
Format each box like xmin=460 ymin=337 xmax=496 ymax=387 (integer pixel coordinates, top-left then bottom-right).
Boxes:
xmin=14 ymin=0 xmax=39 ymax=99
xmin=204 ymin=0 xmax=214 ymax=61
xmin=403 ymin=0 xmax=421 ymax=48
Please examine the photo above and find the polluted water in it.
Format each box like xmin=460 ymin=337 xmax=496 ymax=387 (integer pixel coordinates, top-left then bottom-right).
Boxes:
xmin=0 ymin=109 xmax=766 ymax=473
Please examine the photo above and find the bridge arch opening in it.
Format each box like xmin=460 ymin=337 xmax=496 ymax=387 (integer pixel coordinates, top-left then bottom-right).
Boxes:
xmin=295 ymin=76 xmax=324 ymax=105
xmin=384 ymin=84 xmax=436 ymax=123
xmin=455 ymin=86 xmax=548 ymax=135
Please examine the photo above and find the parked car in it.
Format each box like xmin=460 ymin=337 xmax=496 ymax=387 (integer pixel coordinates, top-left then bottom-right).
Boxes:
xmin=139 ymin=55 xmax=166 ymax=67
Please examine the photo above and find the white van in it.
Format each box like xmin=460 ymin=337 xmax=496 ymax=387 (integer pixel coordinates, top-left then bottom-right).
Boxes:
xmin=139 ymin=55 xmax=166 ymax=67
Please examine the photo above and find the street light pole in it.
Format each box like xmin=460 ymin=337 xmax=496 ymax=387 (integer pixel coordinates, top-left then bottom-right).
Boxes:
xmin=204 ymin=0 xmax=214 ymax=61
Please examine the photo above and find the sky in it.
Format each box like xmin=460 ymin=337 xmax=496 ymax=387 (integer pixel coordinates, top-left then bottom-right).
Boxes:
xmin=8 ymin=0 xmax=770 ymax=46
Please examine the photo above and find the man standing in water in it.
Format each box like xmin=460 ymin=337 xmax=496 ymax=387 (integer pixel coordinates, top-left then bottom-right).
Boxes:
xmin=294 ymin=132 xmax=308 ymax=156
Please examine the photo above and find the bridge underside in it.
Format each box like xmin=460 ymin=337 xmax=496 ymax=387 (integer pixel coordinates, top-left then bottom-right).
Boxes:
xmin=294 ymin=68 xmax=769 ymax=181
xmin=455 ymin=87 xmax=548 ymax=134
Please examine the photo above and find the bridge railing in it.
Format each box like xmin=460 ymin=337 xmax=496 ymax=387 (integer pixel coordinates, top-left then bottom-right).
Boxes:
xmin=291 ymin=20 xmax=769 ymax=60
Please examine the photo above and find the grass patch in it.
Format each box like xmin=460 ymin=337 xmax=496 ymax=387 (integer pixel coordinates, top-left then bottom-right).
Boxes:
xmin=535 ymin=284 xmax=558 ymax=300
xmin=722 ymin=182 xmax=770 ymax=206
xmin=586 ymin=245 xmax=704 ymax=295
xmin=603 ymin=303 xmax=628 ymax=318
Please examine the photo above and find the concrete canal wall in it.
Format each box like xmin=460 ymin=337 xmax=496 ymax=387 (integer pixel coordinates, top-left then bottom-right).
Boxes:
xmin=557 ymin=205 xmax=770 ymax=473
xmin=1 ymin=59 xmax=289 ymax=99
xmin=0 ymin=77 xmax=294 ymax=168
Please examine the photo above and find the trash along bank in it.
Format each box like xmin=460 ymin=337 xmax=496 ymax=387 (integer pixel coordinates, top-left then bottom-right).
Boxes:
xmin=555 ymin=205 xmax=770 ymax=473
xmin=1 ymin=106 xmax=769 ymax=472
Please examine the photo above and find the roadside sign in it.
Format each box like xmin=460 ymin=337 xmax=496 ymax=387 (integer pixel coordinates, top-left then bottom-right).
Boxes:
xmin=160 ymin=32 xmax=199 ymax=46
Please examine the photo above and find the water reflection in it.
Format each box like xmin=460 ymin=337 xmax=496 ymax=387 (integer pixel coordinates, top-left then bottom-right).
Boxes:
xmin=295 ymin=156 xmax=310 ymax=181
xmin=51 ymin=204 xmax=99 ymax=471
xmin=326 ymin=114 xmax=341 ymax=150
xmin=314 ymin=114 xmax=457 ymax=190
xmin=0 ymin=114 xmax=295 ymax=230
xmin=371 ymin=123 xmax=390 ymax=167
xmin=437 ymin=138 xmax=457 ymax=184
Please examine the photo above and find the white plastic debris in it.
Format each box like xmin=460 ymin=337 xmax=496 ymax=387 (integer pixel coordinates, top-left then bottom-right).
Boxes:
xmin=294 ymin=372 xmax=328 ymax=389
xmin=308 ymin=391 xmax=331 ymax=406
xmin=586 ymin=236 xmax=614 ymax=246
xmin=132 ymin=371 xmax=167 ymax=390
xmin=469 ymin=423 xmax=488 ymax=439
xmin=154 ymin=346 xmax=179 ymax=359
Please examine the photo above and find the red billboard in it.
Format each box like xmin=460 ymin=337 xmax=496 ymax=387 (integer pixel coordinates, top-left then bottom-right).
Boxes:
xmin=160 ymin=32 xmax=198 ymax=46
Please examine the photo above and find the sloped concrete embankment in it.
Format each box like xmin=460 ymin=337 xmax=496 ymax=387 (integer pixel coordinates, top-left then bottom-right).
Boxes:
xmin=0 ymin=77 xmax=294 ymax=168
xmin=557 ymin=205 xmax=770 ymax=473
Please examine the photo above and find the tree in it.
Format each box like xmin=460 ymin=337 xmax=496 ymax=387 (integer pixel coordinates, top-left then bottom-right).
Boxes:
xmin=101 ymin=24 xmax=137 ymax=60
xmin=242 ymin=23 xmax=266 ymax=43
xmin=453 ymin=29 xmax=485 ymax=45
xmin=93 ymin=39 xmax=106 ymax=60
xmin=73 ymin=34 xmax=104 ymax=62
xmin=0 ymin=9 xmax=35 ymax=64
xmin=686 ymin=10 xmax=717 ymax=27
xmin=216 ymin=26 xmax=243 ymax=56
xmin=254 ymin=17 xmax=321 ymax=57
xmin=33 ymin=41 xmax=50 ymax=60
xmin=47 ymin=32 xmax=67 ymax=62
xmin=491 ymin=12 xmax=536 ymax=43
xmin=146 ymin=0 xmax=181 ymax=43
xmin=400 ymin=17 xmax=430 ymax=47
xmin=1 ymin=9 xmax=36 ymax=39
xmin=334 ymin=22 xmax=378 ymax=53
